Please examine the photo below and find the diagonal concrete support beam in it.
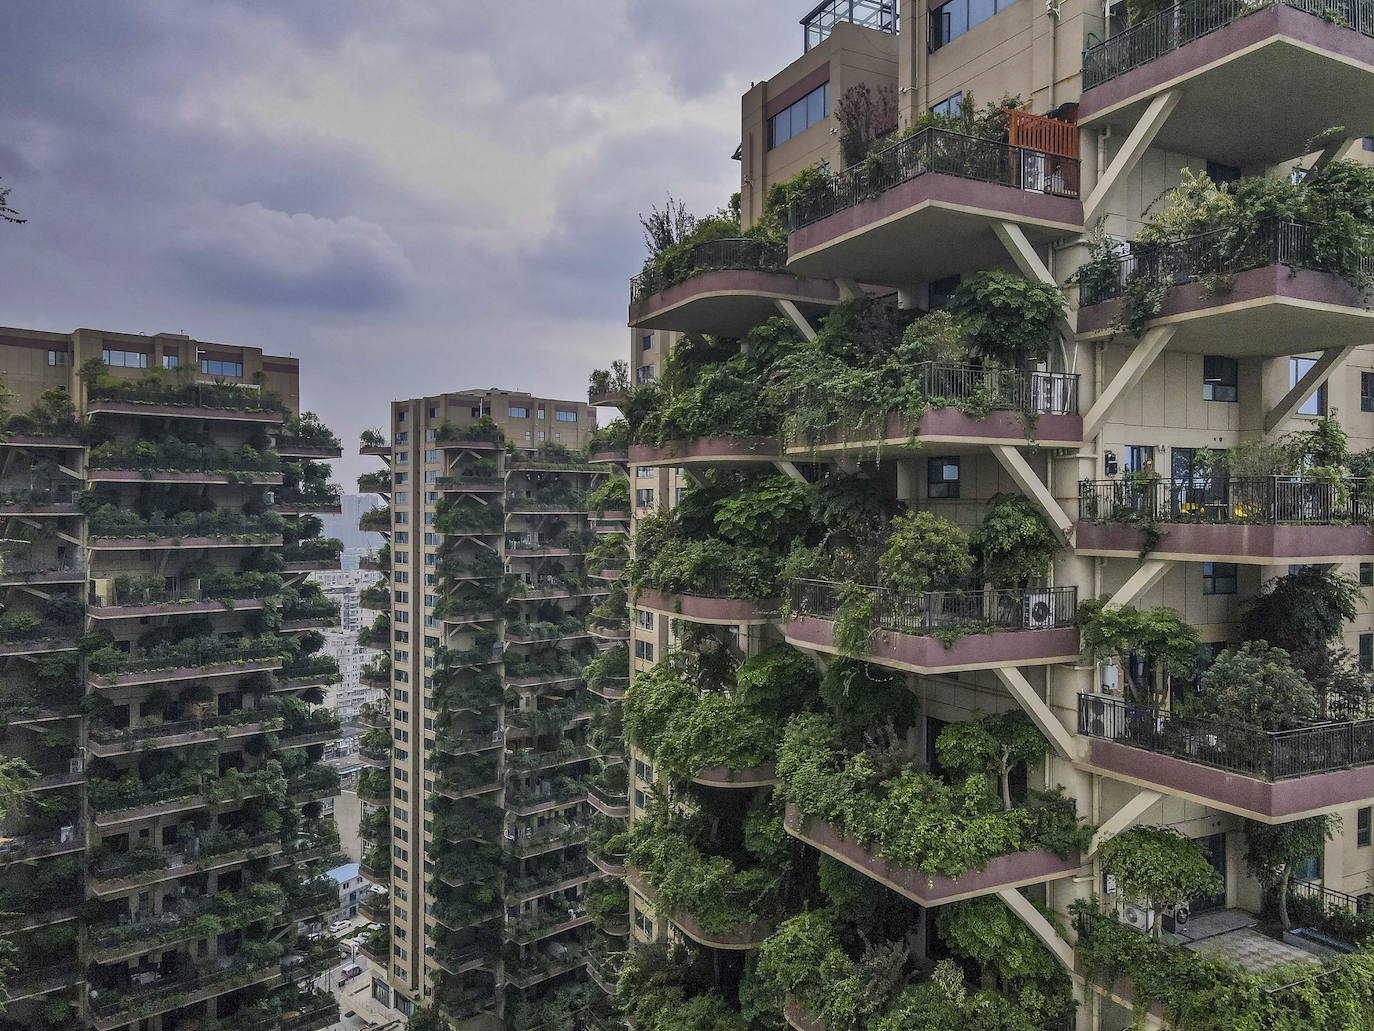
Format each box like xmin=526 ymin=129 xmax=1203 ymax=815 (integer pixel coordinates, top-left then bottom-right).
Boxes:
xmin=994 ymin=667 xmax=1077 ymax=761
xmin=1105 ymin=559 xmax=1170 ymax=610
xmin=1088 ymin=788 xmax=1164 ymax=857
xmin=997 ymin=887 xmax=1077 ymax=972
xmin=775 ymin=299 xmax=817 ymax=341
xmin=1263 ymin=344 xmax=1356 ymax=434
xmin=1081 ymin=326 xmax=1174 ymax=442
xmin=1083 ymin=90 xmax=1181 ymax=224
xmin=835 ymin=278 xmax=863 ymax=301
xmin=771 ymin=461 xmax=806 ymax=482
xmin=1310 ymin=137 xmax=1357 ymax=175
xmin=990 ymin=445 xmax=1074 ymax=538
xmin=994 ymin=221 xmax=1076 ymax=351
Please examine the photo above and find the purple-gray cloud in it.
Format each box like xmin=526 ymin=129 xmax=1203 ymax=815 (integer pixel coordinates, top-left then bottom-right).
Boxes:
xmin=0 ymin=1 xmax=801 ymax=484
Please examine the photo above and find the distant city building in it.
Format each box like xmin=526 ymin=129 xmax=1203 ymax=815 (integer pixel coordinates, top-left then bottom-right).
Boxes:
xmin=327 ymin=863 xmax=366 ymax=921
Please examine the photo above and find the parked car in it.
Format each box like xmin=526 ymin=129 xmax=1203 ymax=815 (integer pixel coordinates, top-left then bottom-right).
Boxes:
xmin=338 ymin=964 xmax=362 ymax=987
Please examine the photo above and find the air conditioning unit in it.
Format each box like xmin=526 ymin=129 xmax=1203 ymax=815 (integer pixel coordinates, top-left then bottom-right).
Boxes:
xmin=1023 ymin=589 xmax=1057 ymax=630
xmin=68 ymin=757 xmax=84 ymax=774
xmin=1121 ymin=903 xmax=1155 ymax=933
xmin=265 ymin=490 xmax=276 ymax=506
xmin=58 ymin=824 xmax=77 ymax=844
xmin=1162 ymin=903 xmax=1190 ymax=934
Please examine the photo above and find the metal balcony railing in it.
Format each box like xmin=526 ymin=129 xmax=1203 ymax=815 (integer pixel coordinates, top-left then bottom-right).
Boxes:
xmin=789 ymin=579 xmax=1078 ymax=635
xmin=1078 ymin=476 xmax=1372 ymax=525
xmin=789 ymin=126 xmax=1080 ymax=231
xmin=1083 ymin=0 xmax=1374 ymax=90
xmin=913 ymin=363 xmax=1079 ymax=416
xmin=803 ymin=0 xmax=898 ymax=50
xmin=1078 ymin=693 xmax=1374 ymax=780
xmin=629 ymin=238 xmax=788 ymax=305
xmin=1079 ymin=218 xmax=1374 ymax=306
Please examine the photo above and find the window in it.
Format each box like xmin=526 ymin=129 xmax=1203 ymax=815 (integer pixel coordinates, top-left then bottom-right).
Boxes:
xmin=556 ymin=410 xmax=577 ymax=422
xmin=538 ymin=431 xmax=546 ymax=441
xmin=1290 ymin=356 xmax=1328 ymax=416
xmin=1201 ymin=562 xmax=1238 ymax=595
xmin=396 ymin=431 xmax=410 ymax=444
xmin=642 ymin=333 xmax=654 ymax=351
xmin=46 ymin=350 xmax=67 ymax=366
xmin=1361 ymin=563 xmax=1373 ymax=587
xmin=634 ymin=907 xmax=655 ymax=938
xmin=928 ymin=0 xmax=1017 ymax=51
xmin=425 ymin=449 xmax=440 ymax=463
xmin=1365 ymin=138 xmax=1374 ymax=151
xmin=927 ymin=457 xmax=960 ymax=499
xmin=636 ymin=466 xmax=657 ymax=478
xmin=1359 ymin=806 xmax=1371 ymax=847
xmin=635 ymin=488 xmax=655 ymax=507
xmin=508 ymin=406 xmax=529 ymax=418
xmin=428 ymin=406 xmax=439 ymax=418
xmin=636 ymin=364 xmax=656 ymax=384
xmin=1362 ymin=633 xmax=1373 ymax=673
xmin=162 ymin=354 xmax=179 ymax=369
xmin=102 ymin=348 xmax=147 ymax=368
xmin=636 ymin=609 xmax=654 ymax=630
xmin=1205 ymin=161 xmax=1243 ymax=185
xmin=634 ymin=640 xmax=655 ymax=662
xmin=768 ymin=82 xmax=830 ymax=149
xmin=929 ymin=92 xmax=963 ymax=118
xmin=928 ymin=274 xmax=960 ymax=311
xmin=1203 ymin=355 xmax=1238 ymax=402
xmin=200 ymin=358 xmax=243 ymax=377
xmin=1363 ymin=372 xmax=1374 ymax=413
xmin=634 ymin=759 xmax=655 ymax=782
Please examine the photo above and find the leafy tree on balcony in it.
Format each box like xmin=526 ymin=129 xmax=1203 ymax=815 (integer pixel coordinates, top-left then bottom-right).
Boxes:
xmin=2 ymin=386 xmax=79 ymax=439
xmin=1098 ymin=826 xmax=1224 ymax=941
xmin=1078 ymin=599 xmax=1200 ymax=706
xmin=588 ymin=362 xmax=630 ymax=401
xmin=1200 ymin=642 xmax=1318 ymax=731
xmin=1244 ymin=816 xmax=1336 ymax=932
xmin=935 ymin=711 xmax=1050 ymax=812
xmin=586 ymin=418 xmax=630 ymax=457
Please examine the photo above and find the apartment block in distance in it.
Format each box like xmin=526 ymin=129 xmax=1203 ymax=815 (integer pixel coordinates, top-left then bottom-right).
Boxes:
xmin=0 ymin=326 xmax=348 ymax=1030
xmin=355 ymin=388 xmax=635 ymax=1027
xmin=588 ymin=2 xmax=1374 ymax=1030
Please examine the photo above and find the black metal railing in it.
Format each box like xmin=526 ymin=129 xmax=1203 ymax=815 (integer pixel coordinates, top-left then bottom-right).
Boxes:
xmin=914 ymin=363 xmax=1079 ymax=416
xmin=789 ymin=579 xmax=1078 ymax=635
xmin=1289 ymin=877 xmax=1374 ymax=916
xmin=1084 ymin=0 xmax=1374 ymax=90
xmin=1078 ymin=693 xmax=1374 ymax=780
xmin=629 ymin=238 xmax=788 ymax=304
xmin=789 ymin=126 xmax=1080 ymax=231
xmin=1078 ymin=475 xmax=1372 ymax=525
xmin=1080 ymin=218 xmax=1374 ymax=306
xmin=803 ymin=0 xmax=898 ymax=50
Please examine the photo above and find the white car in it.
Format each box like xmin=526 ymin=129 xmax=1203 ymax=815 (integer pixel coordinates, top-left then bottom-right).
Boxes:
xmin=329 ymin=920 xmax=351 ymax=933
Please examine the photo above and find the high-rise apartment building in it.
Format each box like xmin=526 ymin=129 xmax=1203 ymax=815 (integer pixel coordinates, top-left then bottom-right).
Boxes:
xmin=355 ymin=389 xmax=631 ymax=1026
xmin=591 ymin=3 xmax=1374 ymax=1030
xmin=0 ymin=326 xmax=347 ymax=1030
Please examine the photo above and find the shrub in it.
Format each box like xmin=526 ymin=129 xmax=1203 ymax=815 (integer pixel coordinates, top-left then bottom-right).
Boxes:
xmin=878 ymin=511 xmax=972 ymax=594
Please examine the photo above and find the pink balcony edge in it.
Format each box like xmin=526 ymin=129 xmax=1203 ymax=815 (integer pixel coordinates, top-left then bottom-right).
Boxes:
xmin=691 ymin=763 xmax=778 ymax=788
xmin=628 ymin=436 xmax=783 ymax=465
xmin=636 ymin=588 xmax=778 ymax=625
xmin=1076 ymin=520 xmax=1374 ymax=564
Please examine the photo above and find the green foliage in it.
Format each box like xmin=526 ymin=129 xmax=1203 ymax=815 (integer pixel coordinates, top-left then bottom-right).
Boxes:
xmin=811 ymin=472 xmax=903 ymax=536
xmin=949 ymin=270 xmax=1065 ymax=367
xmin=735 ymin=645 xmax=819 ymax=722
xmin=1099 ymin=827 xmax=1225 ymax=936
xmin=832 ymin=580 xmax=875 ymax=658
xmin=934 ymin=711 xmax=1049 ymax=811
xmin=970 ymin=494 xmax=1061 ymax=586
xmin=818 ymin=659 xmax=909 ymax=734
xmin=1201 ymin=641 xmax=1318 ymax=731
xmin=714 ymin=475 xmax=814 ymax=550
xmin=1245 ymin=816 xmax=1337 ymax=930
xmin=585 ymin=475 xmax=630 ymax=513
xmin=878 ymin=511 xmax=972 ymax=594
xmin=0 ymin=755 xmax=37 ymax=823
xmin=1077 ymin=598 xmax=1200 ymax=704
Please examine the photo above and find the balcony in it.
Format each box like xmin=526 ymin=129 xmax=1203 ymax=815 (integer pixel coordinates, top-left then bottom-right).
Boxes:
xmin=87 ymin=959 xmax=283 ymax=1031
xmin=0 ymin=557 xmax=84 ymax=587
xmin=1079 ymin=693 xmax=1374 ymax=821
xmin=785 ymin=580 xmax=1079 ymax=674
xmin=89 ymin=834 xmax=284 ymax=896
xmin=0 ymin=487 xmax=79 ymax=515
xmin=0 ymin=828 xmax=84 ymax=865
xmin=628 ymin=435 xmax=783 ymax=468
xmin=636 ymin=586 xmax=779 ymax=627
xmin=783 ymin=804 xmax=1080 ymax=905
xmin=88 ymin=593 xmax=266 ymax=620
xmin=786 ymin=127 xmax=1081 ymax=285
xmin=88 ymin=713 xmax=283 ymax=757
xmin=88 ymin=654 xmax=283 ymax=688
xmin=4 ymin=962 xmax=80 ymax=1002
xmin=691 ymin=763 xmax=778 ymax=789
xmin=803 ymin=0 xmax=897 ymax=50
xmin=1080 ymin=0 xmax=1374 ymax=166
xmin=784 ymin=365 xmax=1082 ymax=455
xmin=628 ymin=238 xmax=841 ymax=336
xmin=0 ymin=630 xmax=80 ymax=657
xmin=1077 ymin=476 xmax=1374 ymax=564
xmin=626 ymin=868 xmax=773 ymax=949
xmin=88 ymin=467 xmax=283 ymax=486
xmin=1077 ymin=219 xmax=1374 ymax=355
xmin=587 ymin=782 xmax=630 ymax=819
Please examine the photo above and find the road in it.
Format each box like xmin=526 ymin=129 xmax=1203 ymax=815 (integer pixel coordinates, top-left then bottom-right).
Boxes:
xmin=320 ymin=914 xmax=405 ymax=1031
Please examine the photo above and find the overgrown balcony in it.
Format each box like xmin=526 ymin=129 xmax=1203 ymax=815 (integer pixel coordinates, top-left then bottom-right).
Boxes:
xmin=1079 ymin=0 xmax=1374 ymax=166
xmin=86 ymin=639 xmax=285 ymax=687
xmin=88 ymin=709 xmax=283 ymax=757
xmin=87 ymin=953 xmax=285 ymax=1030
xmin=628 ymin=237 xmax=841 ymax=336
xmin=86 ymin=507 xmax=285 ymax=549
xmin=0 ymin=485 xmax=80 ymax=514
xmin=1078 ymin=475 xmax=1374 ymax=563
xmin=784 ymin=363 xmax=1082 ymax=454
xmin=786 ymin=126 xmax=1082 ymax=285
xmin=786 ymin=579 xmax=1079 ymax=674
xmin=358 ymin=507 xmax=391 ymax=533
xmin=1077 ymin=218 xmax=1374 ymax=354
xmin=1079 ymin=692 xmax=1374 ymax=820
xmin=282 ymin=536 xmax=344 ymax=570
xmin=588 ymin=365 xmax=631 ymax=409
xmin=86 ymin=379 xmax=286 ymax=422
xmin=88 ymin=884 xmax=285 ymax=963
xmin=628 ymin=434 xmax=784 ymax=468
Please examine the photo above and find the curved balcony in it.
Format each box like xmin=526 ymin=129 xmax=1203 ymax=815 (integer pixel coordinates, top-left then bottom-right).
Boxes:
xmin=88 ymin=468 xmax=283 ymax=486
xmin=636 ymin=587 xmax=779 ymax=627
xmin=88 ymin=714 xmax=283 ymax=757
xmin=1080 ymin=0 xmax=1374 ymax=166
xmin=691 ymin=763 xmax=778 ymax=789
xmin=629 ymin=238 xmax=841 ymax=336
xmin=785 ymin=580 xmax=1079 ymax=674
xmin=1077 ymin=476 xmax=1374 ymax=564
xmin=785 ymin=1000 xmax=823 ymax=1031
xmin=587 ymin=677 xmax=628 ymax=701
xmin=590 ymin=851 xmax=628 ymax=877
xmin=628 ymin=435 xmax=783 ymax=468
xmin=86 ymin=397 xmax=284 ymax=424
xmin=1077 ymin=220 xmax=1374 ymax=356
xmin=785 ymin=366 xmax=1082 ymax=455
xmin=275 ymin=442 xmax=344 ymax=460
xmin=783 ymin=804 xmax=1080 ymax=905
xmin=787 ymin=127 xmax=1081 ymax=286
xmin=89 ymin=533 xmax=284 ymax=551
xmin=88 ymin=655 xmax=283 ymax=688
xmin=1079 ymin=693 xmax=1374 ymax=821
xmin=587 ymin=784 xmax=630 ymax=818
xmin=588 ymin=447 xmax=629 ymax=464
xmin=626 ymin=868 xmax=773 ymax=950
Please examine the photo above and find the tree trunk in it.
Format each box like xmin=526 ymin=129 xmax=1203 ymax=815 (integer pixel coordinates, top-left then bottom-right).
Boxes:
xmin=999 ymin=747 xmax=1012 ymax=811
xmin=1278 ymin=866 xmax=1293 ymax=931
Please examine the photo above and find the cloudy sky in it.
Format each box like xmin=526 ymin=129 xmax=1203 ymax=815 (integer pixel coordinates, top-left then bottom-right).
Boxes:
xmin=0 ymin=1 xmax=802 ymax=482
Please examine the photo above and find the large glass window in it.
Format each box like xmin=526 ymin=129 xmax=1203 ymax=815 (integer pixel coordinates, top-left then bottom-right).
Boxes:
xmin=200 ymin=358 xmax=243 ymax=377
xmin=1290 ymin=356 xmax=1327 ymax=416
xmin=1202 ymin=355 xmax=1238 ymax=402
xmin=768 ymin=82 xmax=830 ymax=150
xmin=929 ymin=0 xmax=1018 ymax=51
xmin=927 ymin=457 xmax=960 ymax=499
xmin=102 ymin=348 xmax=147 ymax=368
xmin=1201 ymin=562 xmax=1238 ymax=595
xmin=508 ymin=406 xmax=529 ymax=419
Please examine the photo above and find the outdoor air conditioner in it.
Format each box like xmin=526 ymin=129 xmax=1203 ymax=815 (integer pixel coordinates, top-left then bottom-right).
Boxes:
xmin=58 ymin=824 xmax=76 ymax=844
xmin=265 ymin=490 xmax=276 ymax=506
xmin=1121 ymin=903 xmax=1155 ymax=932
xmin=1162 ymin=903 xmax=1190 ymax=934
xmin=68 ymin=757 xmax=84 ymax=774
xmin=1023 ymin=589 xmax=1057 ymax=630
